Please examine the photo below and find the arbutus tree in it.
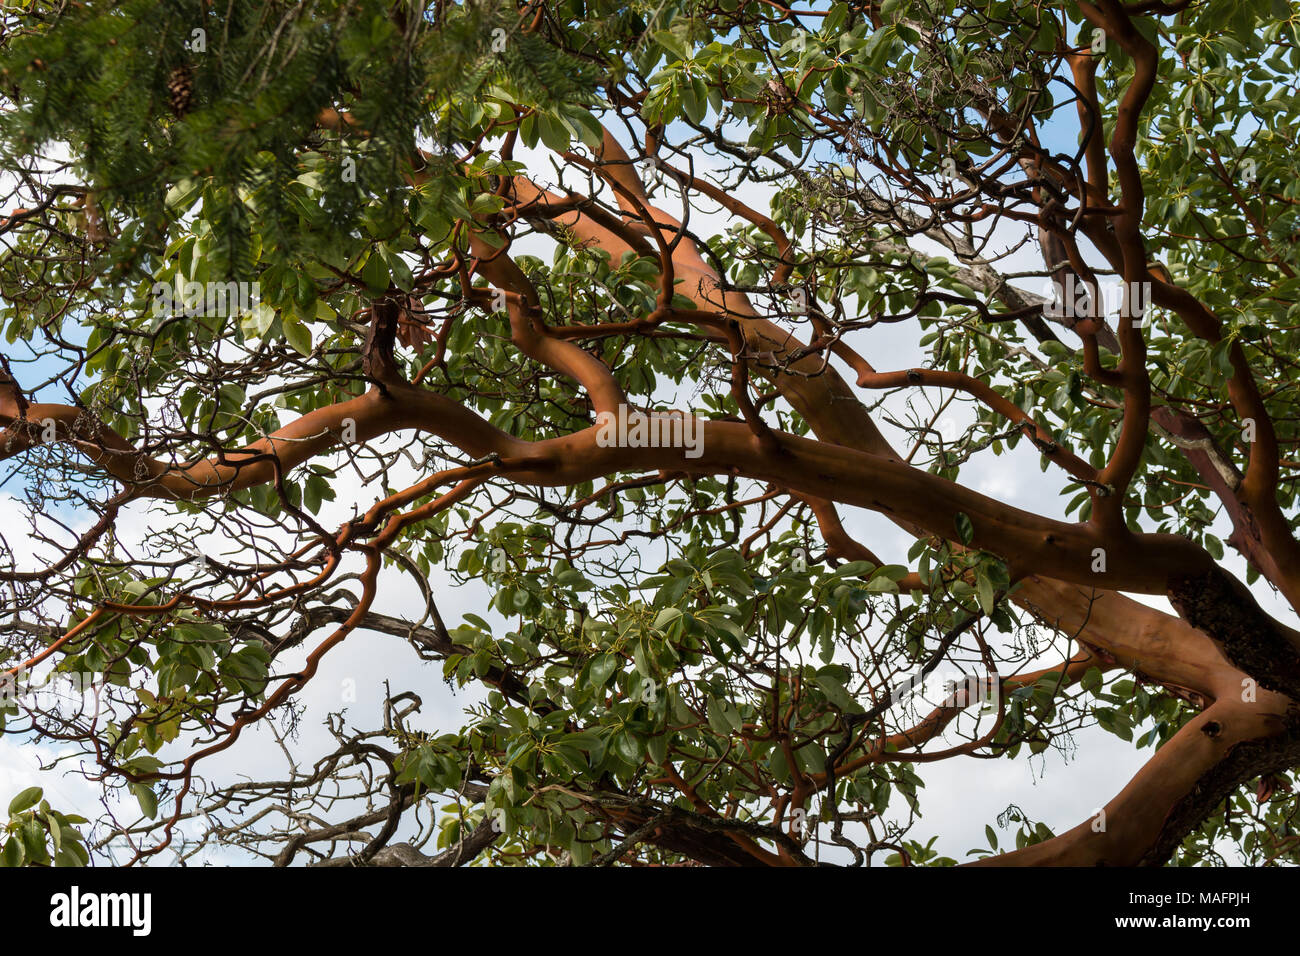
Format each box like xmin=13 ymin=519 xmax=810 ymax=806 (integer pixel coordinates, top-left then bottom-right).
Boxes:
xmin=1 ymin=0 xmax=1299 ymax=868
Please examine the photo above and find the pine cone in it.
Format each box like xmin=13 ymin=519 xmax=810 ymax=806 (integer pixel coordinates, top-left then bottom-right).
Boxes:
xmin=167 ymin=63 xmax=193 ymax=118
xmin=396 ymin=295 xmax=434 ymax=349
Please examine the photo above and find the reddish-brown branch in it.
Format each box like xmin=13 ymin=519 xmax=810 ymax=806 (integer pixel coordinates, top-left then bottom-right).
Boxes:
xmin=974 ymin=696 xmax=1296 ymax=866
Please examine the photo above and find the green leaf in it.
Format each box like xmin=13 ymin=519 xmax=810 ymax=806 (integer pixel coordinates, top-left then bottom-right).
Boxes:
xmin=362 ymin=252 xmax=390 ymax=293
xmin=815 ymin=674 xmax=864 ymax=713
xmin=568 ymin=108 xmax=604 ymax=149
xmin=245 ymin=301 xmax=276 ymax=336
xmin=1081 ymin=667 xmax=1104 ymax=694
xmin=646 ymin=733 xmax=668 ymax=767
xmin=379 ymin=245 xmax=414 ymax=291
xmin=680 ymin=76 xmax=707 ymax=123
xmin=7 ymin=787 xmax=42 ymax=816
xmin=954 ymin=512 xmax=974 ymax=545
xmin=614 ymin=733 xmax=642 ymax=763
xmin=537 ymin=113 xmax=573 ymax=153
xmin=43 ymin=811 xmax=61 ymax=854
xmin=165 ymin=177 xmax=203 ymax=213
xmin=1205 ymin=534 xmax=1224 ymax=561
xmin=130 ymin=783 xmax=158 ymax=820
xmin=282 ymin=314 xmax=313 ymax=356
xmin=707 ymin=697 xmax=740 ymax=735
xmin=653 ymin=607 xmax=682 ymax=630
xmin=653 ymin=30 xmax=691 ymax=62
xmin=54 ymin=842 xmax=89 ymax=867
xmin=588 ymin=652 xmax=618 ymax=687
